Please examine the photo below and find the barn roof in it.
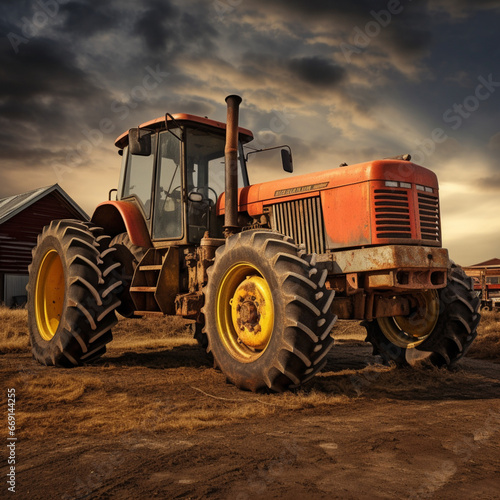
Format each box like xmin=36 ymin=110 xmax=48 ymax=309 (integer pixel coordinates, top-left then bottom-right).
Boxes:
xmin=0 ymin=185 xmax=89 ymax=274
xmin=469 ymin=258 xmax=500 ymax=268
xmin=0 ymin=184 xmax=88 ymax=224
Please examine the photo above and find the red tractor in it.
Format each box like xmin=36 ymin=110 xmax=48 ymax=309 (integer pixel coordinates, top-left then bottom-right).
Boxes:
xmin=27 ymin=95 xmax=480 ymax=392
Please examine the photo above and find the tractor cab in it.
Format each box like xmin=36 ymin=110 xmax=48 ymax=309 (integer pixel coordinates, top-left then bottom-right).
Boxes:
xmin=114 ymin=114 xmax=253 ymax=245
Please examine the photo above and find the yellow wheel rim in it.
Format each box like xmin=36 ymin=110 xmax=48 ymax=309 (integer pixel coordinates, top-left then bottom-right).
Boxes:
xmin=216 ymin=262 xmax=274 ymax=362
xmin=35 ymin=249 xmax=65 ymax=341
xmin=378 ymin=290 xmax=439 ymax=349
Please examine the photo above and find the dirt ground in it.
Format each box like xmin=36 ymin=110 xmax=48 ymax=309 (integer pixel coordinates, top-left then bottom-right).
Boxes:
xmin=1 ymin=313 xmax=500 ymax=500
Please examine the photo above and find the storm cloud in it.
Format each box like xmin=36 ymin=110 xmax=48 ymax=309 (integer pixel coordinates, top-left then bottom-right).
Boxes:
xmin=0 ymin=0 xmax=499 ymax=264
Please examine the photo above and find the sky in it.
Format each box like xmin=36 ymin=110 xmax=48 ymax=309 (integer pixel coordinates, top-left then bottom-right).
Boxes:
xmin=0 ymin=0 xmax=499 ymax=266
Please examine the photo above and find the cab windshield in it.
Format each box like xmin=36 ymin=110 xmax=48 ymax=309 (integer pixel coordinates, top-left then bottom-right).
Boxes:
xmin=185 ymin=127 xmax=248 ymax=198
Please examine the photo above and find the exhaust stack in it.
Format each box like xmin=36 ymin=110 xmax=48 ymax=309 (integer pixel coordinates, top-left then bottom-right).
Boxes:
xmin=223 ymin=94 xmax=242 ymax=237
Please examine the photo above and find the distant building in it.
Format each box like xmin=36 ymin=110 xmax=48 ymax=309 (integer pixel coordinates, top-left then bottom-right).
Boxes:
xmin=0 ymin=184 xmax=88 ymax=307
xmin=463 ymin=258 xmax=500 ymax=310
xmin=466 ymin=258 xmax=500 ymax=284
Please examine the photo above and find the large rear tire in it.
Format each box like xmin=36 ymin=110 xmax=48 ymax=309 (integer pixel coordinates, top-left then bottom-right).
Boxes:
xmin=27 ymin=220 xmax=122 ymax=366
xmin=203 ymin=230 xmax=337 ymax=392
xmin=363 ymin=264 xmax=480 ymax=367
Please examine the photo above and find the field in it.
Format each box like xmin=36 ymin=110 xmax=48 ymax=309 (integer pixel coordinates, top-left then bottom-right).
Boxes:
xmin=1 ymin=308 xmax=500 ymax=499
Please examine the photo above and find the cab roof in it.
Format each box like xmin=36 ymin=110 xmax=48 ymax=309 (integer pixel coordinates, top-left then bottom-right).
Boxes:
xmin=114 ymin=113 xmax=254 ymax=149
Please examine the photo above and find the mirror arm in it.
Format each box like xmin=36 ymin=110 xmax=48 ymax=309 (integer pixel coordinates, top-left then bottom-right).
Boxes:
xmin=165 ymin=113 xmax=183 ymax=141
xmin=245 ymin=144 xmax=291 ymax=161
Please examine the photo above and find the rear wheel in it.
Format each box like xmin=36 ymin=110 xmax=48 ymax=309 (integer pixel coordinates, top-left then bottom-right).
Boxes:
xmin=27 ymin=220 xmax=122 ymax=366
xmin=109 ymin=233 xmax=146 ymax=317
xmin=203 ymin=230 xmax=337 ymax=392
xmin=363 ymin=264 xmax=480 ymax=367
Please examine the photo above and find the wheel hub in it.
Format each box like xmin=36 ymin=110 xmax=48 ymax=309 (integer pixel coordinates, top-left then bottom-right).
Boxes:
xmin=238 ymin=300 xmax=259 ymax=329
xmin=231 ymin=276 xmax=272 ymax=349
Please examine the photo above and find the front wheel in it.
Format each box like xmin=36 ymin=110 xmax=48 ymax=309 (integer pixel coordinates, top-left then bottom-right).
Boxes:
xmin=363 ymin=264 xmax=480 ymax=367
xmin=203 ymin=230 xmax=337 ymax=392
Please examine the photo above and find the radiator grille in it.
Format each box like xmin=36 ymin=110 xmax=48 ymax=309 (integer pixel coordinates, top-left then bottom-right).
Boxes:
xmin=374 ymin=189 xmax=412 ymax=239
xmin=418 ymin=193 xmax=441 ymax=242
xmin=271 ymin=197 xmax=326 ymax=254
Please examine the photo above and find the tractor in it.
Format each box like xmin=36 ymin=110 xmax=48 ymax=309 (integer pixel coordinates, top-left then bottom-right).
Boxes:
xmin=27 ymin=95 xmax=480 ymax=392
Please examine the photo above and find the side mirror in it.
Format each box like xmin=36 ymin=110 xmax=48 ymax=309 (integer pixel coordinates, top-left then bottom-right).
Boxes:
xmin=281 ymin=149 xmax=293 ymax=173
xmin=129 ymin=128 xmax=152 ymax=156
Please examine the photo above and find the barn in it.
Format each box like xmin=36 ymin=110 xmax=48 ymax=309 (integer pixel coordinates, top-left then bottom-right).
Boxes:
xmin=0 ymin=184 xmax=88 ymax=306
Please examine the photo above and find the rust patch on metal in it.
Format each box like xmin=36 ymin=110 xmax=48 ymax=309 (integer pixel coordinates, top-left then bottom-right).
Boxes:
xmin=373 ymin=295 xmax=410 ymax=318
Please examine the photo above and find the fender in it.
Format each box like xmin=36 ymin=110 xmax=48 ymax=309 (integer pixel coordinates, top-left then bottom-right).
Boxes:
xmin=91 ymin=201 xmax=152 ymax=248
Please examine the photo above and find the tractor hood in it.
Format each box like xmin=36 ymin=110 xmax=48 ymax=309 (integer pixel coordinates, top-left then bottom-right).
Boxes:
xmin=217 ymin=159 xmax=438 ymax=218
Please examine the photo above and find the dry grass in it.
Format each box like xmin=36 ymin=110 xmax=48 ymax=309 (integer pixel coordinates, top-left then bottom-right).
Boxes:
xmin=2 ymin=306 xmax=499 ymax=360
xmin=114 ymin=314 xmax=193 ymax=338
xmin=8 ymin=360 xmax=488 ymax=439
xmin=0 ymin=306 xmax=30 ymax=352
xmin=8 ymin=368 xmax=352 ymax=438
xmin=468 ymin=309 xmax=500 ymax=360
xmin=332 ymin=319 xmax=367 ymax=342
xmin=2 ymin=306 xmax=499 ymax=438
xmin=111 ymin=315 xmax=195 ymax=349
xmin=0 ymin=306 xmax=194 ymax=353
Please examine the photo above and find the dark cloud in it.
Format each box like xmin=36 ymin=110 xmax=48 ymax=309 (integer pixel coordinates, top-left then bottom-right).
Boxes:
xmin=268 ymin=0 xmax=393 ymax=19
xmin=386 ymin=11 xmax=432 ymax=56
xmin=248 ymin=0 xmax=434 ymax=60
xmin=0 ymin=38 xmax=96 ymax=101
xmin=178 ymin=12 xmax=218 ymax=53
xmin=133 ymin=0 xmax=178 ymax=52
xmin=132 ymin=1 xmax=217 ymax=55
xmin=288 ymin=57 xmax=345 ymax=87
xmin=0 ymin=1 xmax=37 ymax=23
xmin=0 ymin=33 xmax=112 ymax=163
xmin=58 ymin=1 xmax=119 ymax=37
xmin=432 ymin=0 xmax=500 ymax=16
xmin=255 ymin=0 xmax=499 ymax=23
